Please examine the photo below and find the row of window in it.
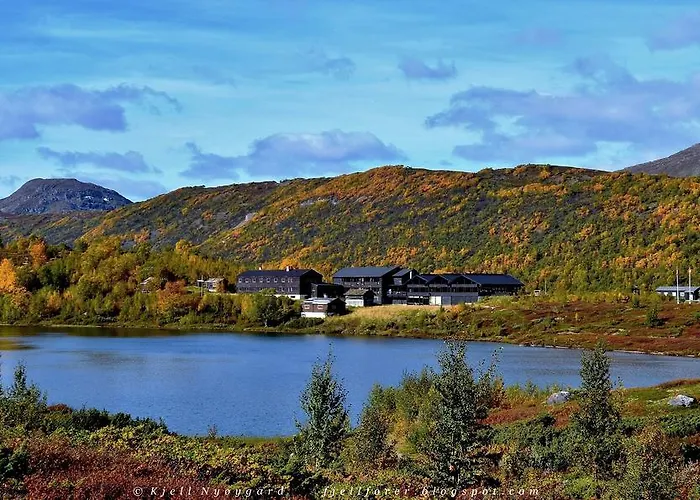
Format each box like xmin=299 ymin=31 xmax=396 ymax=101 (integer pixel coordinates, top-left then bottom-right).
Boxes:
xmin=337 ymin=278 xmax=381 ymax=283
xmin=238 ymin=286 xmax=299 ymax=293
xmin=238 ymin=277 xmax=298 ymax=284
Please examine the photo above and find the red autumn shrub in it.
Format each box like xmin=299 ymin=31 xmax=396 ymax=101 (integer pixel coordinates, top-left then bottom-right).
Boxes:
xmin=22 ymin=436 xmax=208 ymax=500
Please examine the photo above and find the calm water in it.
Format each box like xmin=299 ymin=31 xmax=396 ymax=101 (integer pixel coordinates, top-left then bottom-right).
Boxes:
xmin=1 ymin=327 xmax=699 ymax=436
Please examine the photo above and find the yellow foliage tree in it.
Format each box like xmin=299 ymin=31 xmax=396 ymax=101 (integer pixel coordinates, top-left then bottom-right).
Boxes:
xmin=29 ymin=240 xmax=48 ymax=269
xmin=0 ymin=258 xmax=21 ymax=294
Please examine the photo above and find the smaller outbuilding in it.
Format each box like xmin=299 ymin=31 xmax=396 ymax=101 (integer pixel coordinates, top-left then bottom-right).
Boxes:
xmin=344 ymin=289 xmax=375 ymax=307
xmin=301 ymin=297 xmax=346 ymax=318
xmin=655 ymin=286 xmax=700 ymax=302
xmin=196 ymin=277 xmax=226 ymax=292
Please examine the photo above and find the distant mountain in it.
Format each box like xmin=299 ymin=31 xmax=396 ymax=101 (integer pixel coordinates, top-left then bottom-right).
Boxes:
xmin=0 ymin=179 xmax=132 ymax=215
xmin=626 ymin=144 xmax=700 ymax=177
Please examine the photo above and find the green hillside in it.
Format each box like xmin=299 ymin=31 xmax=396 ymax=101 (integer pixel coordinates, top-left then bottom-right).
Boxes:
xmin=3 ymin=164 xmax=700 ymax=292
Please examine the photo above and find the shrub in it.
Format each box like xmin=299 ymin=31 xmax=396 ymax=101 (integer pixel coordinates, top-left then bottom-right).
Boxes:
xmin=295 ymin=351 xmax=350 ymax=470
xmin=349 ymin=385 xmax=396 ymax=469
xmin=0 ymin=363 xmax=47 ymax=431
xmin=284 ymin=317 xmax=324 ymax=329
xmin=644 ymin=306 xmax=663 ymax=327
xmin=495 ymin=414 xmax=573 ymax=475
xmin=0 ymin=445 xmax=29 ymax=482
xmin=616 ymin=426 xmax=680 ymax=500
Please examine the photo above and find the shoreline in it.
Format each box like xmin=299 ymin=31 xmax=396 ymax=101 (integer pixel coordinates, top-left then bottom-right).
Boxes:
xmin=3 ymin=319 xmax=700 ymax=358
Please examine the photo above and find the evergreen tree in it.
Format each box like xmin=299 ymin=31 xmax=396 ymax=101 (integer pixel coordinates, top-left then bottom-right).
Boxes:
xmin=295 ymin=350 xmax=350 ymax=470
xmin=571 ymin=342 xmax=623 ymax=480
xmin=423 ymin=341 xmax=498 ymax=488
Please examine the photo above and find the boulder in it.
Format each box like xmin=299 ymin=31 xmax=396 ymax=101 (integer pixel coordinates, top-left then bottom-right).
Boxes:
xmin=547 ymin=391 xmax=572 ymax=405
xmin=668 ymin=394 xmax=695 ymax=407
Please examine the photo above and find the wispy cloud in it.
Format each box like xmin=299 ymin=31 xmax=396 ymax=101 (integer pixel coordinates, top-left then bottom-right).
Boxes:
xmin=182 ymin=142 xmax=242 ymax=181
xmin=425 ymin=55 xmax=700 ymax=164
xmin=37 ymin=147 xmax=160 ymax=174
xmin=180 ymin=130 xmax=406 ymax=180
xmin=647 ymin=10 xmax=700 ymax=50
xmin=305 ymin=50 xmax=356 ymax=80
xmin=0 ymin=84 xmax=180 ymax=142
xmin=398 ymin=58 xmax=457 ymax=81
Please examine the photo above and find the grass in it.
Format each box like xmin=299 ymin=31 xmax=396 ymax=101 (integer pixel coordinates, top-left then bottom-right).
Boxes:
xmin=306 ymin=295 xmax=700 ymax=356
xmin=485 ymin=378 xmax=700 ymax=428
xmin=329 ymin=304 xmax=441 ymax=321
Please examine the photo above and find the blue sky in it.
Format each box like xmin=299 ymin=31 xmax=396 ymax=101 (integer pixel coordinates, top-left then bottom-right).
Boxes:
xmin=1 ymin=0 xmax=700 ymax=200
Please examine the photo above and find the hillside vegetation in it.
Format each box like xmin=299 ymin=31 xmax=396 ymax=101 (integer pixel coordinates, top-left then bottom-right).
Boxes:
xmin=2 ymin=165 xmax=700 ymax=292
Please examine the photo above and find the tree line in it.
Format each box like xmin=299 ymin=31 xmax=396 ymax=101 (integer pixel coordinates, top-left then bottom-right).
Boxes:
xmin=0 ymin=237 xmax=299 ymax=328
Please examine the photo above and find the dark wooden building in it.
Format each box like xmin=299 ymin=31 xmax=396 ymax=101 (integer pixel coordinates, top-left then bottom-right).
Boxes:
xmin=386 ymin=268 xmax=417 ymax=304
xmin=332 ymin=266 xmax=402 ymax=305
xmin=406 ymin=273 xmax=479 ymax=305
xmin=462 ymin=274 xmax=524 ymax=296
xmin=301 ymin=297 xmax=346 ymax=318
xmin=237 ymin=268 xmax=323 ymax=299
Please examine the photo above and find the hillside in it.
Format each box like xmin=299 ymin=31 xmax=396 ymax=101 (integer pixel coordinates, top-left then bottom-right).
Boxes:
xmin=626 ymin=143 xmax=700 ymax=177
xmin=2 ymin=164 xmax=700 ymax=291
xmin=0 ymin=178 xmax=132 ymax=215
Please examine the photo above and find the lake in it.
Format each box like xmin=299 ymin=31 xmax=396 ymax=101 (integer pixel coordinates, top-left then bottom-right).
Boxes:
xmin=1 ymin=326 xmax=699 ymax=436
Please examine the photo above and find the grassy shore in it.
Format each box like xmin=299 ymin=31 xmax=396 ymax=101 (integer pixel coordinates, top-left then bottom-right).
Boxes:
xmin=3 ymin=295 xmax=700 ymax=356
xmin=289 ymin=296 xmax=700 ymax=356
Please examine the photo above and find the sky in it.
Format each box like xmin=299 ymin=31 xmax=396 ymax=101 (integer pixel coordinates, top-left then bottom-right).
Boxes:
xmin=1 ymin=0 xmax=700 ymax=201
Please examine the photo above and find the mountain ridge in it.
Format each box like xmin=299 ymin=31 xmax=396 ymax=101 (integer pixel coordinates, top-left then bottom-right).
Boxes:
xmin=0 ymin=178 xmax=132 ymax=215
xmin=625 ymin=143 xmax=700 ymax=177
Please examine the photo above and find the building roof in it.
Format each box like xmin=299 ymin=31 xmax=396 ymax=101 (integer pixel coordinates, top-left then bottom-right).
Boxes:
xmin=345 ymin=288 xmax=375 ymax=297
xmin=238 ymin=269 xmax=321 ymax=278
xmin=416 ymin=274 xmax=446 ymax=284
xmin=392 ymin=268 xmax=416 ymax=278
xmin=440 ymin=273 xmax=472 ymax=284
xmin=333 ymin=266 xmax=401 ymax=278
xmin=462 ymin=274 xmax=524 ymax=286
xmin=303 ymin=297 xmax=344 ymax=305
xmin=656 ymin=286 xmax=700 ymax=293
